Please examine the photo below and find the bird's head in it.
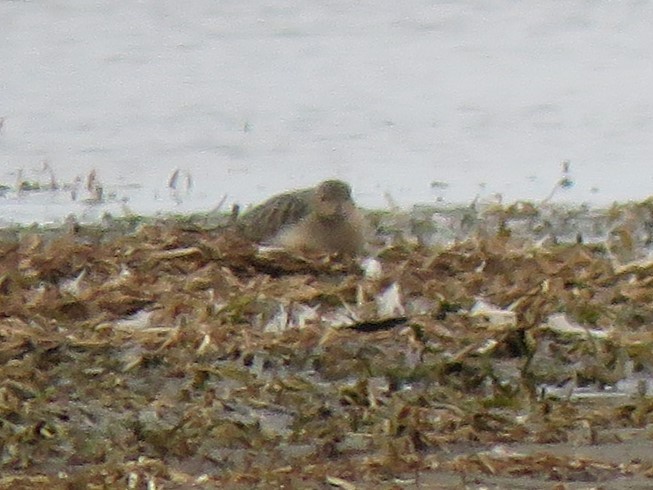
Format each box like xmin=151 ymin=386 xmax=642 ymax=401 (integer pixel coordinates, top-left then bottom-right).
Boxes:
xmin=313 ymin=180 xmax=355 ymax=220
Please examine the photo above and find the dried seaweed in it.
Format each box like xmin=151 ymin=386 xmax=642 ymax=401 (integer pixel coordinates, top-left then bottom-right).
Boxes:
xmin=1 ymin=200 xmax=653 ymax=488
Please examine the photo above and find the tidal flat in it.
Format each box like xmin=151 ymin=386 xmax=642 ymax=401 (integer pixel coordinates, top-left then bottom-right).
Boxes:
xmin=1 ymin=200 xmax=653 ymax=489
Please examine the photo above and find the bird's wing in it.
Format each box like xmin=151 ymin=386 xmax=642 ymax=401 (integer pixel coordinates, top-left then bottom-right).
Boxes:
xmin=238 ymin=189 xmax=313 ymax=242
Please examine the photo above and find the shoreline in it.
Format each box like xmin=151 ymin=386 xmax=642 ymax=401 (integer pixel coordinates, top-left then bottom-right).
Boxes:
xmin=1 ymin=193 xmax=653 ymax=487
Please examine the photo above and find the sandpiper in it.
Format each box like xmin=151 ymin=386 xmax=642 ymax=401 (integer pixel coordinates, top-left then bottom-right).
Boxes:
xmin=238 ymin=180 xmax=366 ymax=255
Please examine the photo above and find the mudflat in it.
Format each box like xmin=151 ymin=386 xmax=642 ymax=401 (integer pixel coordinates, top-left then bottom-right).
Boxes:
xmin=1 ymin=200 xmax=653 ymax=489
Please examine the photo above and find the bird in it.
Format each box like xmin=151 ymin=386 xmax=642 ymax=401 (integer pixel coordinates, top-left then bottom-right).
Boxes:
xmin=237 ymin=179 xmax=366 ymax=256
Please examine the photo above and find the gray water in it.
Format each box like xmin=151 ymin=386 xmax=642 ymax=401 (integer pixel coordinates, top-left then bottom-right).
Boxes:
xmin=2 ymin=0 xmax=653 ymax=225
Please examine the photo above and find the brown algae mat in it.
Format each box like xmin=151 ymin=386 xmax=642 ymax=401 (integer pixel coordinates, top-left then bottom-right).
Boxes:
xmin=1 ymin=200 xmax=653 ymax=489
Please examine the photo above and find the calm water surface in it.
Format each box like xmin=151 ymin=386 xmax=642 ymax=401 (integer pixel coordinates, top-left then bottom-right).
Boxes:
xmin=1 ymin=0 xmax=653 ymax=224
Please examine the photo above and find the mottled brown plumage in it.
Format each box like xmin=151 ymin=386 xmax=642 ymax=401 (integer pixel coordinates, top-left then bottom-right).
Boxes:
xmin=238 ymin=180 xmax=366 ymax=255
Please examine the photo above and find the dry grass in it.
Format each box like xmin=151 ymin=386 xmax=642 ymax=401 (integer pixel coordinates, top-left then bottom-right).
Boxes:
xmin=1 ymin=200 xmax=653 ymax=488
